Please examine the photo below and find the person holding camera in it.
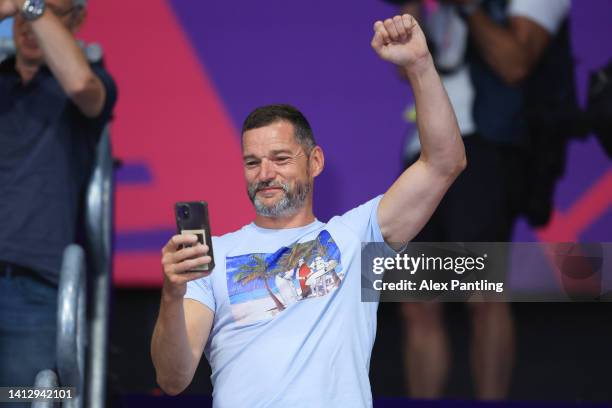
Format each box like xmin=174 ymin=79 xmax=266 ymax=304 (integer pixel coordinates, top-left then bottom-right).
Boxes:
xmin=0 ymin=0 xmax=117 ymax=393
xmin=387 ymin=0 xmax=571 ymax=400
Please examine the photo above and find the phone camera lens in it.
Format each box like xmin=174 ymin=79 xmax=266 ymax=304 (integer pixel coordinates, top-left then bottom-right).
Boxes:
xmin=180 ymin=205 xmax=190 ymax=219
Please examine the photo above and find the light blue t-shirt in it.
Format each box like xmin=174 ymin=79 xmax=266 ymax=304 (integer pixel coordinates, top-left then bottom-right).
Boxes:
xmin=185 ymin=195 xmax=385 ymax=408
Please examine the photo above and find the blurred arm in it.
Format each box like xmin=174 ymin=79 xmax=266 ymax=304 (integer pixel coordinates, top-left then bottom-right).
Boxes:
xmin=463 ymin=10 xmax=552 ymax=85
xmin=26 ymin=4 xmax=106 ymax=117
xmin=0 ymin=0 xmax=18 ymax=20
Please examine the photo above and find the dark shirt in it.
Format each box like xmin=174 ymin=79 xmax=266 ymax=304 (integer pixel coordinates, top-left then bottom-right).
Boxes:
xmin=0 ymin=56 xmax=117 ymax=284
xmin=467 ymin=0 xmax=528 ymax=147
xmin=469 ymin=0 xmax=573 ymax=147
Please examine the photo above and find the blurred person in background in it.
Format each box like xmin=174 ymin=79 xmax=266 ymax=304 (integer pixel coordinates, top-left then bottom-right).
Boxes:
xmin=385 ymin=0 xmax=572 ymax=400
xmin=0 ymin=0 xmax=116 ymax=394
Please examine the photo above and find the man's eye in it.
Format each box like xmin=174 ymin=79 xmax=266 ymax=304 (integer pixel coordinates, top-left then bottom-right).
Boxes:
xmin=275 ymin=157 xmax=290 ymax=163
xmin=245 ymin=161 xmax=259 ymax=167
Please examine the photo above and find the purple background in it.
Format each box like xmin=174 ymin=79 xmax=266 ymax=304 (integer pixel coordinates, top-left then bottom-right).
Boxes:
xmin=170 ymin=0 xmax=416 ymax=222
xmin=169 ymin=0 xmax=611 ymax=242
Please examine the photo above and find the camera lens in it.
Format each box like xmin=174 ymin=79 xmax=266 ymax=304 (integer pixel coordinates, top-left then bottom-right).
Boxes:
xmin=180 ymin=205 xmax=190 ymax=219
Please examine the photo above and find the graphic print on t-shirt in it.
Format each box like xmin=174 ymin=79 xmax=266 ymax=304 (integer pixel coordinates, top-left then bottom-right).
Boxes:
xmin=226 ymin=230 xmax=342 ymax=325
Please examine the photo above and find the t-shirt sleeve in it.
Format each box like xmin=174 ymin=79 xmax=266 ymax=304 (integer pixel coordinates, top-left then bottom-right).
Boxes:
xmin=90 ymin=62 xmax=118 ymax=125
xmin=337 ymin=195 xmax=385 ymax=243
xmin=70 ymin=62 xmax=118 ymax=146
xmin=508 ymin=0 xmax=570 ymax=34
xmin=185 ymin=275 xmax=216 ymax=314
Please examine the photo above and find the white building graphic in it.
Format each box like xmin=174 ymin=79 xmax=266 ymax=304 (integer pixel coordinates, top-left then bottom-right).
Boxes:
xmin=275 ymin=256 xmax=341 ymax=306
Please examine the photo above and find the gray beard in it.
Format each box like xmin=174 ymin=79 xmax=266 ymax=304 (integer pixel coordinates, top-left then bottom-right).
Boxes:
xmin=248 ymin=180 xmax=311 ymax=218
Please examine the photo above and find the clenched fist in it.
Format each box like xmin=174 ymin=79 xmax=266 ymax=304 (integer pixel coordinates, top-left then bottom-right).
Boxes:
xmin=371 ymin=14 xmax=431 ymax=72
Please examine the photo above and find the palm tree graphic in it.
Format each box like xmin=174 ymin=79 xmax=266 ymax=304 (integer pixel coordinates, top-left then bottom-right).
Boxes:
xmin=275 ymin=241 xmax=312 ymax=275
xmin=276 ymin=235 xmax=341 ymax=293
xmin=233 ymin=254 xmax=286 ymax=312
xmin=232 ymin=234 xmax=341 ymax=314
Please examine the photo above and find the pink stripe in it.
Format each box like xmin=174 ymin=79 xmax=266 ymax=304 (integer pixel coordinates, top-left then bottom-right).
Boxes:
xmin=80 ymin=0 xmax=254 ymax=286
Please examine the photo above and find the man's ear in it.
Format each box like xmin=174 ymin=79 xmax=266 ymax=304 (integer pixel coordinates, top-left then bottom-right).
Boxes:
xmin=309 ymin=146 xmax=325 ymax=178
xmin=69 ymin=7 xmax=86 ymax=33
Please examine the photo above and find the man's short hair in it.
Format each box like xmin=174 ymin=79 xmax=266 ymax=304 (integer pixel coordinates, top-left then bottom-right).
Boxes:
xmin=241 ymin=104 xmax=316 ymax=153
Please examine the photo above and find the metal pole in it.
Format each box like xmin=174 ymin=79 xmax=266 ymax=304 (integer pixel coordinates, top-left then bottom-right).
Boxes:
xmin=85 ymin=128 xmax=113 ymax=408
xmin=57 ymin=245 xmax=86 ymax=408
xmin=31 ymin=370 xmax=58 ymax=408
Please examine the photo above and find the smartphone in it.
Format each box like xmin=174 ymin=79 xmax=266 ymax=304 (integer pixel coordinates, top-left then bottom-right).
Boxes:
xmin=174 ymin=201 xmax=215 ymax=272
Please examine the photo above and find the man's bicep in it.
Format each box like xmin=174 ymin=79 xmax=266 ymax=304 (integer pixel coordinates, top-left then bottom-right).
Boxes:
xmin=184 ymin=299 xmax=214 ymax=364
xmin=378 ymin=159 xmax=456 ymax=246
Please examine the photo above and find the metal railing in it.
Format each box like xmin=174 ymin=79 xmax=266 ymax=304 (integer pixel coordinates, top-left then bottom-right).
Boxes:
xmin=32 ymin=245 xmax=86 ymax=408
xmin=84 ymin=128 xmax=114 ymax=408
xmin=56 ymin=245 xmax=87 ymax=408
xmin=31 ymin=126 xmax=114 ymax=408
xmin=31 ymin=370 xmax=59 ymax=408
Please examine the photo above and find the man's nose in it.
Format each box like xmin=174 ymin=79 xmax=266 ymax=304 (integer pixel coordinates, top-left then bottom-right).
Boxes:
xmin=258 ymin=158 xmax=276 ymax=181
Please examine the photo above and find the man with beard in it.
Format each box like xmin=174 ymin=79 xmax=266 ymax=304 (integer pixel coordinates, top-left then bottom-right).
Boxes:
xmin=151 ymin=13 xmax=465 ymax=407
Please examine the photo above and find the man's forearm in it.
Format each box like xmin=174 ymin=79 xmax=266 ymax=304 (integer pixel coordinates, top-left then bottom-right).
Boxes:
xmin=30 ymin=12 xmax=105 ymax=116
xmin=377 ymin=56 xmax=465 ymax=245
xmin=151 ymin=294 xmax=198 ymax=395
xmin=405 ymin=56 xmax=465 ymax=175
xmin=374 ymin=13 xmax=465 ymax=245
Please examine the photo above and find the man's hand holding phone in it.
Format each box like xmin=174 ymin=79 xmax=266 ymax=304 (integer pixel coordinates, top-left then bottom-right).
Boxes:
xmin=160 ymin=234 xmax=212 ymax=299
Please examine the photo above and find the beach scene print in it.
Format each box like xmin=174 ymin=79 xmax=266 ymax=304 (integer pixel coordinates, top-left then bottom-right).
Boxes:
xmin=226 ymin=230 xmax=343 ymax=325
